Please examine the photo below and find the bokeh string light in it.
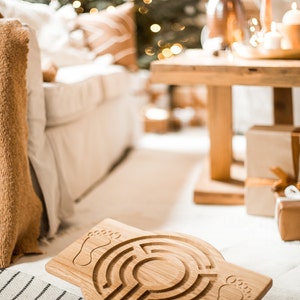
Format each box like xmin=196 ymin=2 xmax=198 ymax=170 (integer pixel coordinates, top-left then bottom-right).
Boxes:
xmin=35 ymin=0 xmax=206 ymax=68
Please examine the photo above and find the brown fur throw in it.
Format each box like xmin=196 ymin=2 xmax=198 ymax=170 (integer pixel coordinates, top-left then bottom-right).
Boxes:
xmin=0 ymin=19 xmax=42 ymax=267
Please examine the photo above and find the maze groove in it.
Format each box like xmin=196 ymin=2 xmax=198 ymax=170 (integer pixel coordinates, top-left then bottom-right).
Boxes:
xmin=46 ymin=218 xmax=273 ymax=300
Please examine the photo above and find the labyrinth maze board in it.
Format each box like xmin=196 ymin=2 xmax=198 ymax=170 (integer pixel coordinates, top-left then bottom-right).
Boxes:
xmin=46 ymin=218 xmax=272 ymax=299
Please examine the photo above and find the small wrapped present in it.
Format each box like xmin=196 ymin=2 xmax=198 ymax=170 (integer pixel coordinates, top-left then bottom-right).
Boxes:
xmin=276 ymin=185 xmax=300 ymax=241
xmin=245 ymin=125 xmax=300 ymax=217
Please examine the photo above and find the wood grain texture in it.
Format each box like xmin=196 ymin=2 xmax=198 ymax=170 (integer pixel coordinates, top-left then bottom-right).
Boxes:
xmin=150 ymin=50 xmax=300 ymax=87
xmin=207 ymin=86 xmax=232 ymax=180
xmin=273 ymin=88 xmax=293 ymax=125
xmin=194 ymin=159 xmax=245 ymax=205
xmin=150 ymin=49 xmax=294 ymax=204
xmin=46 ymin=218 xmax=272 ymax=299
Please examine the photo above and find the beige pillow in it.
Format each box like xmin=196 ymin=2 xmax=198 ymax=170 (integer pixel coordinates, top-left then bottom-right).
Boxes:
xmin=76 ymin=3 xmax=138 ymax=71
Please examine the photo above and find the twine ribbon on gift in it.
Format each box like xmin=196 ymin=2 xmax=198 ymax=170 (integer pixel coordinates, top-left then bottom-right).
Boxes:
xmin=270 ymin=166 xmax=300 ymax=192
xmin=245 ymin=167 xmax=300 ymax=192
xmin=246 ymin=130 xmax=300 ymax=192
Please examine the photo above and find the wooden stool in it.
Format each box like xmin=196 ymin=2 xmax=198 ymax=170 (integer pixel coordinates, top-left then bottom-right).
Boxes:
xmin=46 ymin=219 xmax=272 ymax=299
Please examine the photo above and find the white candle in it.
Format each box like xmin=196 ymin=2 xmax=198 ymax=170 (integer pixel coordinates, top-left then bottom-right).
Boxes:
xmin=282 ymin=2 xmax=300 ymax=25
xmin=263 ymin=22 xmax=282 ymax=49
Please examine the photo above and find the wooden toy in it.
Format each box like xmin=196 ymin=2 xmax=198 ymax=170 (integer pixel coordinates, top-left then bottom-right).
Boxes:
xmin=46 ymin=218 xmax=272 ymax=299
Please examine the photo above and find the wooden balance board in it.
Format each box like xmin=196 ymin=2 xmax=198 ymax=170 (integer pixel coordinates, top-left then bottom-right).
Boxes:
xmin=46 ymin=218 xmax=272 ymax=299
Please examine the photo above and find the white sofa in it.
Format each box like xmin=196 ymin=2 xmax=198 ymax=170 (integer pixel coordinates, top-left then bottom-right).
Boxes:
xmin=0 ymin=0 xmax=147 ymax=238
xmin=31 ymin=53 xmax=142 ymax=237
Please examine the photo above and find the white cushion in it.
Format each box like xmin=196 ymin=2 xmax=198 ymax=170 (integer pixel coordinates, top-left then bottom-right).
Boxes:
xmin=44 ymin=77 xmax=104 ymax=126
xmin=101 ymin=67 xmax=130 ymax=100
xmin=54 ymin=60 xmax=114 ymax=84
xmin=0 ymin=0 xmax=53 ymax=32
xmin=44 ymin=64 xmax=130 ymax=126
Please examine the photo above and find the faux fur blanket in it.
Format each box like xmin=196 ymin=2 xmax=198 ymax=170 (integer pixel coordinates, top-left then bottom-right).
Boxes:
xmin=0 ymin=19 xmax=42 ymax=267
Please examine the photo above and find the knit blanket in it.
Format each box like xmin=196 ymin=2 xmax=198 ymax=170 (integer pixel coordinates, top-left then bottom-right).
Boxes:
xmin=0 ymin=19 xmax=42 ymax=267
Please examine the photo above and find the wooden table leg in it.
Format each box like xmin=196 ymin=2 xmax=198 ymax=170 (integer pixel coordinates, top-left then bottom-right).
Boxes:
xmin=273 ymin=87 xmax=293 ymax=125
xmin=193 ymin=85 xmax=244 ymax=205
xmin=207 ymin=85 xmax=232 ymax=181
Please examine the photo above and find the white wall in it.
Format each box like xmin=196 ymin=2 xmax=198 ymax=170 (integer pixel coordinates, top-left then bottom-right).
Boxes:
xmin=272 ymin=0 xmax=299 ymax=22
xmin=233 ymin=86 xmax=300 ymax=133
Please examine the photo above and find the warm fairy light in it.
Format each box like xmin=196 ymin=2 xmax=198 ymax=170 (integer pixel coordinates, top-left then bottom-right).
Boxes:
xmin=106 ymin=6 xmax=116 ymax=13
xmin=251 ymin=18 xmax=259 ymax=26
xmin=143 ymin=0 xmax=152 ymax=4
xmin=249 ymin=25 xmax=256 ymax=33
xmin=184 ymin=5 xmax=196 ymax=15
xmin=170 ymin=43 xmax=183 ymax=54
xmin=171 ymin=23 xmax=185 ymax=31
xmin=157 ymin=53 xmax=165 ymax=60
xmin=157 ymin=40 xmax=164 ymax=47
xmin=138 ymin=6 xmax=149 ymax=14
xmin=89 ymin=8 xmax=98 ymax=14
xmin=72 ymin=0 xmax=81 ymax=9
xmin=150 ymin=24 xmax=161 ymax=33
xmin=248 ymin=17 xmax=262 ymax=47
xmin=162 ymin=48 xmax=173 ymax=58
xmin=145 ymin=47 xmax=155 ymax=56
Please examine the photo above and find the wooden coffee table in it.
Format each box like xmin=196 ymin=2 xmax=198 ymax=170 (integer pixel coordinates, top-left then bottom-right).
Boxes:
xmin=150 ymin=49 xmax=299 ymax=204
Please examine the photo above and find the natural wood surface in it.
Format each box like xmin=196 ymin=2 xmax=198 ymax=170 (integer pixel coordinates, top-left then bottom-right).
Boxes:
xmin=194 ymin=158 xmax=245 ymax=205
xmin=150 ymin=49 xmax=295 ymax=204
xmin=273 ymin=88 xmax=294 ymax=125
xmin=207 ymin=85 xmax=232 ymax=180
xmin=46 ymin=218 xmax=272 ymax=299
xmin=242 ymin=0 xmax=260 ymax=19
xmin=150 ymin=50 xmax=300 ymax=87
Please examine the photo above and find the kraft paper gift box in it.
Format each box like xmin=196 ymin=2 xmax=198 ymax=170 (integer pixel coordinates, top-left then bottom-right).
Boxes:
xmin=245 ymin=125 xmax=300 ymax=217
xmin=275 ymin=186 xmax=300 ymax=241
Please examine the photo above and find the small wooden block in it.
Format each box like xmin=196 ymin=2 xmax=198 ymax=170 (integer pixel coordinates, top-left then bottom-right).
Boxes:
xmin=144 ymin=117 xmax=168 ymax=133
xmin=194 ymin=158 xmax=245 ymax=205
xmin=46 ymin=218 xmax=272 ymax=299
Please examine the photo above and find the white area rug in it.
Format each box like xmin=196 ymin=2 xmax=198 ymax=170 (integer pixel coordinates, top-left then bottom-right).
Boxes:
xmin=8 ymin=127 xmax=300 ymax=299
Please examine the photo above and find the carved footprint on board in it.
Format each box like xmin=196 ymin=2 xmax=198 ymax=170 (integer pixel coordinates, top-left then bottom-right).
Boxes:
xmin=73 ymin=229 xmax=121 ymax=266
xmin=217 ymin=275 xmax=252 ymax=299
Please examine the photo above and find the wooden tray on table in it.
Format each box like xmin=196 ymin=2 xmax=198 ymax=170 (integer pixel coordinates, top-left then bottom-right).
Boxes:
xmin=46 ymin=218 xmax=272 ymax=299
